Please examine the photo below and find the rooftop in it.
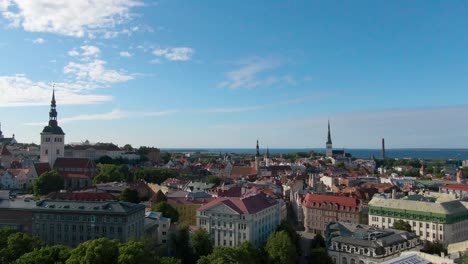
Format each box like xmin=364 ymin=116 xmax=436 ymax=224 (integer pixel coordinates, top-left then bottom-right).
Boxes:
xmin=368 ymin=196 xmax=468 ymax=215
xmin=198 ymin=193 xmax=277 ymax=215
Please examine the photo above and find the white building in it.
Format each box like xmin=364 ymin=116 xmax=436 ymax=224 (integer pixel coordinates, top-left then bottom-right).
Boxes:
xmin=196 ymin=193 xmax=281 ymax=247
xmin=368 ymin=194 xmax=468 ymax=245
xmin=40 ymin=91 xmax=65 ymax=167
xmin=144 ymin=211 xmax=171 ymax=246
xmin=327 ymin=222 xmax=420 ymax=264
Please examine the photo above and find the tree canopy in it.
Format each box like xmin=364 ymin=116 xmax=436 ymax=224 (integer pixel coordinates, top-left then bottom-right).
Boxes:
xmin=0 ymin=232 xmax=44 ymax=264
xmin=33 ymin=170 xmax=64 ymax=196
xmin=393 ymin=220 xmax=412 ymax=232
xmin=192 ymin=228 xmax=213 ymax=259
xmin=152 ymin=201 xmax=179 ymax=223
xmin=93 ymin=164 xmax=131 ymax=183
xmin=265 ymin=231 xmax=297 ymax=264
xmin=206 ymin=176 xmax=221 ymax=186
xmin=135 ymin=168 xmax=178 ymax=184
xmin=66 ymin=238 xmax=120 ymax=264
xmin=15 ymin=245 xmax=72 ymax=264
xmin=197 ymin=241 xmax=263 ymax=264
xmin=120 ymin=188 xmax=140 ymax=203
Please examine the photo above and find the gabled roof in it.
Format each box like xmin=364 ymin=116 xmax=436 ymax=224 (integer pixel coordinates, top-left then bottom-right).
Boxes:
xmin=303 ymin=193 xmax=360 ymax=208
xmin=33 ymin=162 xmax=52 ymax=176
xmin=198 ymin=193 xmax=277 ymax=215
xmin=47 ymin=192 xmax=115 ymax=201
xmin=440 ymin=183 xmax=468 ymax=191
xmin=230 ymin=166 xmax=257 ymax=179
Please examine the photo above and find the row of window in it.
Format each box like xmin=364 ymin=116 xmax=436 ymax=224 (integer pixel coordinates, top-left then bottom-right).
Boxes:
xmin=43 ymin=137 xmax=63 ymax=143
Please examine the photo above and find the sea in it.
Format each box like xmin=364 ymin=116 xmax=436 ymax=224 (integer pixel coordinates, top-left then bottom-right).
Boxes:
xmin=160 ymin=148 xmax=468 ymax=160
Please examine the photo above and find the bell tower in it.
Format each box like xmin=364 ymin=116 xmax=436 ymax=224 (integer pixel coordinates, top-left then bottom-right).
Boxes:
xmin=40 ymin=89 xmax=65 ymax=167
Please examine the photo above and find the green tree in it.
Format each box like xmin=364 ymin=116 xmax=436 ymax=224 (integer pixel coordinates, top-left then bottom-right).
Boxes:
xmin=0 ymin=232 xmax=44 ymax=264
xmin=265 ymin=231 xmax=297 ymax=264
xmin=15 ymin=245 xmax=71 ymax=264
xmin=118 ymin=240 xmax=154 ymax=264
xmin=206 ymin=176 xmax=221 ymax=186
xmin=160 ymin=257 xmax=182 ymax=264
xmin=0 ymin=228 xmax=14 ymax=248
xmin=93 ymin=164 xmax=131 ymax=183
xmin=197 ymin=242 xmax=262 ymax=264
xmin=152 ymin=201 xmax=179 ymax=223
xmin=459 ymin=252 xmax=468 ymax=264
xmin=66 ymin=238 xmax=120 ymax=264
xmin=276 ymin=220 xmax=302 ymax=256
xmin=393 ymin=220 xmax=412 ymax=232
xmin=120 ymin=188 xmax=140 ymax=203
xmin=168 ymin=226 xmax=193 ymax=264
xmin=192 ymin=228 xmax=213 ymax=259
xmin=33 ymin=170 xmax=64 ymax=195
xmin=421 ymin=241 xmax=447 ymax=256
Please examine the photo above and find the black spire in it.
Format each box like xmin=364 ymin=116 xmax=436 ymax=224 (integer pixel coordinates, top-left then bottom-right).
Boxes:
xmin=0 ymin=122 xmax=3 ymax=138
xmin=42 ymin=89 xmax=65 ymax=135
xmin=49 ymin=89 xmax=58 ymax=127
xmin=326 ymin=120 xmax=332 ymax=144
xmin=256 ymin=139 xmax=260 ymax=157
xmin=266 ymin=146 xmax=270 ymax=158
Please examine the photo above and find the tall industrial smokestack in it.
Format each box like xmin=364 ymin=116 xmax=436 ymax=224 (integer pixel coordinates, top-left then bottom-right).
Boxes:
xmin=381 ymin=138 xmax=386 ymax=160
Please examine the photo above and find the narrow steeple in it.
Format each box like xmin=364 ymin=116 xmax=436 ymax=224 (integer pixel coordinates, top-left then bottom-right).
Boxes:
xmin=256 ymin=139 xmax=260 ymax=157
xmin=326 ymin=119 xmax=332 ymax=144
xmin=49 ymin=89 xmax=58 ymax=127
xmin=0 ymin=122 xmax=3 ymax=138
xmin=266 ymin=146 xmax=270 ymax=158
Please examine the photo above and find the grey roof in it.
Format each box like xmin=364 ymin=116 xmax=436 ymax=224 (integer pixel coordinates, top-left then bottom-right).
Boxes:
xmin=0 ymin=198 xmax=144 ymax=215
xmin=381 ymin=253 xmax=430 ymax=264
xmin=328 ymin=222 xmax=417 ymax=249
xmin=42 ymin=125 xmax=65 ymax=135
xmin=369 ymin=196 xmax=468 ymax=215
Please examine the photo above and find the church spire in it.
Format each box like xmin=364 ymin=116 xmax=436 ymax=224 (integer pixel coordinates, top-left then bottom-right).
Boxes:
xmin=0 ymin=122 xmax=3 ymax=138
xmin=49 ymin=89 xmax=58 ymax=127
xmin=256 ymin=139 xmax=260 ymax=157
xmin=327 ymin=119 xmax=332 ymax=144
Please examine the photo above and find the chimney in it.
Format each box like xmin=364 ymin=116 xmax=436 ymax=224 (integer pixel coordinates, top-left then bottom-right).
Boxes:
xmin=392 ymin=189 xmax=396 ymax=199
xmin=381 ymin=138 xmax=386 ymax=160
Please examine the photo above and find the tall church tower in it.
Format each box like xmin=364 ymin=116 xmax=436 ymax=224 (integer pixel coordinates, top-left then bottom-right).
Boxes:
xmin=255 ymin=140 xmax=261 ymax=175
xmin=40 ymin=90 xmax=65 ymax=167
xmin=326 ymin=120 xmax=333 ymax=157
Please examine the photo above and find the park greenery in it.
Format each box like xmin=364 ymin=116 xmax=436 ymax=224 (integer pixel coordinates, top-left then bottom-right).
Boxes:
xmin=393 ymin=220 xmax=412 ymax=232
xmin=33 ymin=170 xmax=64 ymax=196
xmin=152 ymin=202 xmax=179 ymax=223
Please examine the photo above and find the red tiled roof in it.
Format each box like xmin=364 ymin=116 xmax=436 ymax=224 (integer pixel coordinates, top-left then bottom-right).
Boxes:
xmin=33 ymin=162 xmax=52 ymax=176
xmin=0 ymin=146 xmax=11 ymax=156
xmin=303 ymin=193 xmax=360 ymax=209
xmin=441 ymin=184 xmax=468 ymax=191
xmin=60 ymin=172 xmax=91 ymax=179
xmin=54 ymin=158 xmax=94 ymax=168
xmin=230 ymin=166 xmax=257 ymax=179
xmin=198 ymin=193 xmax=277 ymax=215
xmin=216 ymin=186 xmax=243 ymax=198
xmin=47 ymin=192 xmax=115 ymax=201
xmin=167 ymin=197 xmax=215 ymax=206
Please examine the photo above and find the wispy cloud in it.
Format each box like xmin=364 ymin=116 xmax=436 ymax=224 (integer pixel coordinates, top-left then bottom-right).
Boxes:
xmin=198 ymin=93 xmax=333 ymax=113
xmin=218 ymin=58 xmax=296 ymax=89
xmin=32 ymin=37 xmax=45 ymax=44
xmin=119 ymin=51 xmax=132 ymax=57
xmin=24 ymin=109 xmax=178 ymax=125
xmin=68 ymin=45 xmax=101 ymax=60
xmin=0 ymin=74 xmax=112 ymax=107
xmin=152 ymin=47 xmax=195 ymax=61
xmin=64 ymin=60 xmax=133 ymax=83
xmin=0 ymin=0 xmax=143 ymax=38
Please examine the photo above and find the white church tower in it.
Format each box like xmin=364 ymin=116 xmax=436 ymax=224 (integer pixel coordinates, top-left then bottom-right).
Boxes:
xmin=40 ymin=90 xmax=65 ymax=167
xmin=326 ymin=120 xmax=333 ymax=157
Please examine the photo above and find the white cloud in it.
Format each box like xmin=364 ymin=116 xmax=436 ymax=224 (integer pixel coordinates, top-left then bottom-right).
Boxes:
xmin=152 ymin=47 xmax=194 ymax=61
xmin=25 ymin=109 xmax=178 ymax=125
xmin=119 ymin=51 xmax=132 ymax=57
xmin=0 ymin=74 xmax=112 ymax=107
xmin=68 ymin=45 xmax=100 ymax=59
xmin=218 ymin=58 xmax=284 ymax=89
xmin=32 ymin=37 xmax=44 ymax=44
xmin=64 ymin=60 xmax=133 ymax=83
xmin=0 ymin=0 xmax=143 ymax=37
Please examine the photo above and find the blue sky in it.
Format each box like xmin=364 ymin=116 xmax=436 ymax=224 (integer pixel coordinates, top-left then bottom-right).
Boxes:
xmin=0 ymin=0 xmax=467 ymax=148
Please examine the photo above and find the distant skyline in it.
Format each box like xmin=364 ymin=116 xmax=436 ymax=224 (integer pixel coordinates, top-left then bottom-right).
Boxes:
xmin=0 ymin=1 xmax=467 ymax=148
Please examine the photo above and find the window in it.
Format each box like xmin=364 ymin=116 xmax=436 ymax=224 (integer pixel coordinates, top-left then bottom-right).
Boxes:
xmin=57 ymin=149 xmax=60 ymax=155
xmin=45 ymin=149 xmax=48 ymax=155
